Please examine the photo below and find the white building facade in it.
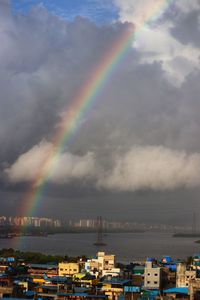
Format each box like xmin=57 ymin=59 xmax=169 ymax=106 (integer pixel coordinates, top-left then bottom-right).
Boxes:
xmin=144 ymin=261 xmax=161 ymax=289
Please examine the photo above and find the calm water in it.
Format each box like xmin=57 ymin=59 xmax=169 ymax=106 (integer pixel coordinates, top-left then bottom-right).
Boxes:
xmin=0 ymin=232 xmax=200 ymax=263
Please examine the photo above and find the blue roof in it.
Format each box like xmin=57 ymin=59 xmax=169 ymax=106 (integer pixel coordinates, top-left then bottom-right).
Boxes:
xmin=39 ymin=285 xmax=58 ymax=290
xmin=74 ymin=287 xmax=90 ymax=293
xmin=49 ymin=276 xmax=71 ymax=283
xmin=0 ymin=274 xmax=8 ymax=278
xmin=58 ymin=293 xmax=107 ymax=298
xmin=163 ymin=288 xmax=188 ymax=294
xmin=25 ymin=291 xmax=35 ymax=296
xmin=146 ymin=258 xmax=156 ymax=262
xmin=102 ymin=279 xmax=130 ymax=285
xmin=28 ymin=263 xmax=57 ymax=269
xmin=164 ymin=264 xmax=176 ymax=271
xmin=0 ymin=257 xmax=15 ymax=262
xmin=162 ymin=256 xmax=172 ymax=261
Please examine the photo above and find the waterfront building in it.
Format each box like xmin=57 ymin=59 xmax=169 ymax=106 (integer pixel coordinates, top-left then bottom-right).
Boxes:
xmin=2 ymin=216 xmax=61 ymax=228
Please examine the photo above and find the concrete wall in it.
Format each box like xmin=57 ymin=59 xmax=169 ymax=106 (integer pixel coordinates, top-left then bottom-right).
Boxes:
xmin=58 ymin=262 xmax=79 ymax=276
xmin=144 ymin=261 xmax=161 ymax=289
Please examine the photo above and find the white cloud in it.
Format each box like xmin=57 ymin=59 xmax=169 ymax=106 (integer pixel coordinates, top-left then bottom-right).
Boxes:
xmin=5 ymin=141 xmax=96 ymax=184
xmin=98 ymin=146 xmax=200 ymax=191
xmin=50 ymin=151 xmax=95 ymax=184
xmin=114 ymin=0 xmax=200 ymax=23
xmin=115 ymin=0 xmax=164 ymax=24
xmin=5 ymin=143 xmax=200 ymax=192
xmin=114 ymin=0 xmax=200 ymax=85
xmin=5 ymin=141 xmax=53 ymax=183
xmin=134 ymin=24 xmax=200 ymax=85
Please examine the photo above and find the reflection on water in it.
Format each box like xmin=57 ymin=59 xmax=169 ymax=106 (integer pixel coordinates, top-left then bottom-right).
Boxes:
xmin=0 ymin=232 xmax=199 ymax=263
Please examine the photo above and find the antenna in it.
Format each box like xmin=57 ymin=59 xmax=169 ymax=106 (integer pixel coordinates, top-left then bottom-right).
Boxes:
xmin=94 ymin=216 xmax=107 ymax=246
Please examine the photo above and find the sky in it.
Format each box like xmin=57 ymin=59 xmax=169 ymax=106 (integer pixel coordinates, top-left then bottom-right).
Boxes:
xmin=1 ymin=0 xmax=200 ymax=226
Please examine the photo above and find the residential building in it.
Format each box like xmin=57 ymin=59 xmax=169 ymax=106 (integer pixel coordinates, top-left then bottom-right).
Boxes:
xmin=84 ymin=252 xmax=115 ymax=277
xmin=97 ymin=252 xmax=115 ymax=271
xmin=144 ymin=260 xmax=161 ymax=289
xmin=176 ymin=263 xmax=196 ymax=287
xmin=58 ymin=262 xmax=79 ymax=276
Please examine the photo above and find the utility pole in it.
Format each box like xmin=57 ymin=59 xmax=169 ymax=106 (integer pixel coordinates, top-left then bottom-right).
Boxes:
xmin=94 ymin=216 xmax=106 ymax=246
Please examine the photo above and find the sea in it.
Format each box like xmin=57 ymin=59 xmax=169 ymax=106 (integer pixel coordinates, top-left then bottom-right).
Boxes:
xmin=0 ymin=232 xmax=200 ymax=263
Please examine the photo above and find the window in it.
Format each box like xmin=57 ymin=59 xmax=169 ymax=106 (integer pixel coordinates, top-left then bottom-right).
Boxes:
xmin=147 ymin=281 xmax=150 ymax=284
xmin=60 ymin=268 xmax=63 ymax=271
xmin=154 ymin=273 xmax=158 ymax=276
xmin=154 ymin=281 xmax=158 ymax=284
xmin=147 ymin=273 xmax=150 ymax=276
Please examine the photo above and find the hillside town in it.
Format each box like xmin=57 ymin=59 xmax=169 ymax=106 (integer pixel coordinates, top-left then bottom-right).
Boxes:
xmin=0 ymin=250 xmax=200 ymax=300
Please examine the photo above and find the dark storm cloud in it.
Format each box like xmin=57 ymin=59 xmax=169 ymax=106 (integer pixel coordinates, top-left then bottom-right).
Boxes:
xmin=0 ymin=1 xmax=130 ymax=163
xmin=171 ymin=10 xmax=200 ymax=47
xmin=1 ymin=1 xmax=200 ymax=222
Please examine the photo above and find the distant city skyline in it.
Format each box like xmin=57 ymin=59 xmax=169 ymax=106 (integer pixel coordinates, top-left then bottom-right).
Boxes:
xmin=0 ymin=215 xmax=198 ymax=234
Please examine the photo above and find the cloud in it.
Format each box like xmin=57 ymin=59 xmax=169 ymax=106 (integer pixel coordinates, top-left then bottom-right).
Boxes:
xmin=98 ymin=146 xmax=200 ymax=191
xmin=175 ymin=0 xmax=200 ymax=14
xmin=1 ymin=0 xmax=200 ymax=166
xmin=170 ymin=9 xmax=200 ymax=48
xmin=0 ymin=3 xmax=129 ymax=162
xmin=5 ymin=141 xmax=96 ymax=184
xmin=5 ymin=143 xmax=200 ymax=193
xmin=4 ymin=141 xmax=52 ymax=183
xmin=114 ymin=0 xmax=200 ymax=23
xmin=50 ymin=152 xmax=96 ymax=184
xmin=114 ymin=0 xmax=200 ymax=85
xmin=134 ymin=24 xmax=200 ymax=85
xmin=1 ymin=0 xmax=200 ymax=221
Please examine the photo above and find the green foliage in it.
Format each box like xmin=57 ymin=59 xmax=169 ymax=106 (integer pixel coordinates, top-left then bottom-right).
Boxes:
xmin=0 ymin=248 xmax=15 ymax=257
xmin=0 ymin=248 xmax=87 ymax=264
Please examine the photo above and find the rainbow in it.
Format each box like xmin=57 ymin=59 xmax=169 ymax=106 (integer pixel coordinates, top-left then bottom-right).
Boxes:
xmin=19 ymin=0 xmax=173 ymax=221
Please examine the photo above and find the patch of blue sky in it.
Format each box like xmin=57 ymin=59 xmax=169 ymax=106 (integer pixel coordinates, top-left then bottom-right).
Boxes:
xmin=11 ymin=0 xmax=119 ymax=25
